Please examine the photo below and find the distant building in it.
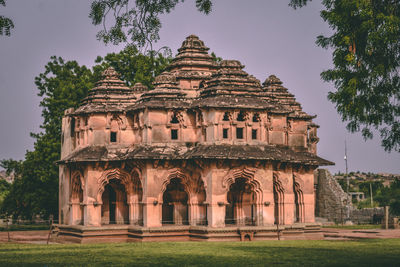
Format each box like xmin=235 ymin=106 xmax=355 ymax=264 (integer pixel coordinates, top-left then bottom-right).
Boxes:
xmin=0 ymin=170 xmax=14 ymax=183
xmin=58 ymin=35 xmax=333 ymax=242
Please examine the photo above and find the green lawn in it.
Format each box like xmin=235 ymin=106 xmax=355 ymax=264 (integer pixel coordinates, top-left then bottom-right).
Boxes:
xmin=0 ymin=239 xmax=399 ymax=266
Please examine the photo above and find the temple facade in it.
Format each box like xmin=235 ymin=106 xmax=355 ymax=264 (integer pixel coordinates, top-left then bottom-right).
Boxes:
xmin=58 ymin=35 xmax=333 ymax=242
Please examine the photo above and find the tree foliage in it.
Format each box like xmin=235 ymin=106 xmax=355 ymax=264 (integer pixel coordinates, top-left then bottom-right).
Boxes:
xmin=89 ymin=0 xmax=212 ymax=49
xmin=375 ymin=178 xmax=400 ymax=216
xmin=0 ymin=0 xmax=14 ymax=36
xmin=316 ymin=1 xmax=400 ymax=152
xmin=0 ymin=49 xmax=170 ymax=219
xmin=93 ymin=46 xmax=171 ymax=88
xmin=0 ymin=179 xmax=10 ymax=210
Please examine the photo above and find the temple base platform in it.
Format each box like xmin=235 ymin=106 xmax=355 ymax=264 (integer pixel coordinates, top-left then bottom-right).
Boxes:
xmin=56 ymin=223 xmax=323 ymax=243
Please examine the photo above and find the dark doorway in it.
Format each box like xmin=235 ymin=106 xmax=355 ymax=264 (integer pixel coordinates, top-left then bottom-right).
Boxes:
xmin=162 ymin=178 xmax=189 ymax=225
xmin=225 ymin=178 xmax=256 ymax=226
xmin=101 ymin=179 xmax=128 ymax=225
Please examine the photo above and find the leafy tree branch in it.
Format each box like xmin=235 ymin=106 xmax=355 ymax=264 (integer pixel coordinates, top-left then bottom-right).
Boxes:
xmin=0 ymin=0 xmax=14 ymax=36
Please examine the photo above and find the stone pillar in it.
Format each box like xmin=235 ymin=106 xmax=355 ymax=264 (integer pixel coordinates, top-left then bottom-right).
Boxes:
xmin=205 ymin=167 xmax=227 ymax=228
xmin=70 ymin=201 xmax=82 ymax=225
xmin=115 ymin=192 xmax=125 ymax=224
xmin=84 ymin=202 xmax=101 ymax=226
xmin=188 ymin=202 xmax=198 ymax=225
xmin=172 ymin=202 xmax=186 ymax=225
xmin=384 ymin=206 xmax=389 ymax=230
xmin=236 ymin=203 xmax=245 ymax=226
xmin=255 ymin=203 xmax=263 ymax=226
xmin=301 ymin=171 xmax=316 ymax=223
xmin=128 ymin=195 xmax=140 ymax=225
xmin=276 ymin=170 xmax=295 ymax=225
xmin=207 ymin=202 xmax=225 ymax=227
xmin=142 ymin=197 xmax=162 ymax=227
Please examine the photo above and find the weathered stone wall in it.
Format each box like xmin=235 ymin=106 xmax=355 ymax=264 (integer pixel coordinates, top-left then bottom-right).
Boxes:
xmin=314 ymin=169 xmax=352 ymax=223
xmin=350 ymin=207 xmax=384 ymax=224
xmin=315 ymin=169 xmax=385 ymax=224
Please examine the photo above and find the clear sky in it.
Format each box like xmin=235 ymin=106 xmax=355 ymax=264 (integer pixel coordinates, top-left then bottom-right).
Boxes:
xmin=0 ymin=0 xmax=399 ymax=174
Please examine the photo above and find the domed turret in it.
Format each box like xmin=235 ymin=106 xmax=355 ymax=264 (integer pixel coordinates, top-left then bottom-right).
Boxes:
xmin=132 ymin=72 xmax=188 ymax=109
xmin=74 ymin=67 xmax=136 ymax=114
xmin=263 ymin=75 xmax=314 ymax=118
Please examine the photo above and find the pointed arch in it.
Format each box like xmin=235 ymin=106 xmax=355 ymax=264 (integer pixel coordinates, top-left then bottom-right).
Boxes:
xmin=160 ymin=168 xmax=191 ymax=200
xmin=293 ymin=174 xmax=305 ymax=223
xmin=97 ymin=168 xmax=143 ymax=225
xmin=160 ymin=168 xmax=207 ymax=226
xmin=70 ymin=170 xmax=84 ymax=225
xmin=70 ymin=170 xmax=84 ymax=199
xmin=273 ymin=172 xmax=285 ymax=225
xmin=221 ymin=111 xmax=232 ymax=122
xmin=223 ymin=167 xmax=263 ymax=226
xmin=97 ymin=168 xmax=134 ymax=201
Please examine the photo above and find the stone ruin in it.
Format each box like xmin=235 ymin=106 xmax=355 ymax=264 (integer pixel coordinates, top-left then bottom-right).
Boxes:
xmin=314 ymin=169 xmax=384 ymax=225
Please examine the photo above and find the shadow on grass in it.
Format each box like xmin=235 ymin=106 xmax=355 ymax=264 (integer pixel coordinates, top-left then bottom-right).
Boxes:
xmin=0 ymin=239 xmax=399 ymax=266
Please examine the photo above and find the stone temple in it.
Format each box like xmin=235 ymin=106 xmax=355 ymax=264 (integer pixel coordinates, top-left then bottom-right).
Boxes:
xmin=58 ymin=35 xmax=333 ymax=243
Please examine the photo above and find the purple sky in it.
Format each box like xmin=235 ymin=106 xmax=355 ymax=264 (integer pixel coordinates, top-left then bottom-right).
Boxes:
xmin=0 ymin=0 xmax=399 ymax=174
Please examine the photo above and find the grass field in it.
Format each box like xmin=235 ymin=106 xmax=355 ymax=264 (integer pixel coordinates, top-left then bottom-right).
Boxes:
xmin=0 ymin=239 xmax=399 ymax=266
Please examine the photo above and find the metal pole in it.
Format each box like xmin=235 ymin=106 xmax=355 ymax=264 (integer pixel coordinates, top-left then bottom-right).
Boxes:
xmin=370 ymin=182 xmax=373 ymax=207
xmin=344 ymin=140 xmax=349 ymax=193
xmin=47 ymin=215 xmax=53 ymax=245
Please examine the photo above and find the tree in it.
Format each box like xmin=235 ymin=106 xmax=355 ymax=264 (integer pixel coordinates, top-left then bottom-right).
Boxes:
xmin=0 ymin=0 xmax=14 ymax=36
xmin=0 ymin=48 xmax=170 ymax=219
xmin=1 ymin=58 xmax=93 ymax=219
xmin=93 ymin=45 xmax=171 ymax=88
xmin=0 ymin=179 xmax=10 ymax=210
xmin=316 ymin=1 xmax=400 ymax=152
xmin=89 ymin=0 xmax=212 ymax=49
xmin=375 ymin=178 xmax=400 ymax=216
xmin=91 ymin=0 xmax=400 ymax=152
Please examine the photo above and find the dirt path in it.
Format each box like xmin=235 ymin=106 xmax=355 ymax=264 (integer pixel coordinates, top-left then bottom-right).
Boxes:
xmin=0 ymin=230 xmax=49 ymax=243
xmin=322 ymin=228 xmax=400 ymax=240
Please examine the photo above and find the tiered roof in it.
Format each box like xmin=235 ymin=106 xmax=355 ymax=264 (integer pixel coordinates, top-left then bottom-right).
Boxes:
xmin=74 ymin=67 xmax=136 ymax=114
xmin=130 ymin=72 xmax=188 ymax=110
xmin=132 ymin=82 xmax=148 ymax=94
xmin=193 ymin=60 xmax=280 ymax=110
xmin=167 ymin=35 xmax=217 ymax=81
xmin=62 ymin=35 xmax=333 ymax=166
xmin=263 ymin=75 xmax=314 ymax=119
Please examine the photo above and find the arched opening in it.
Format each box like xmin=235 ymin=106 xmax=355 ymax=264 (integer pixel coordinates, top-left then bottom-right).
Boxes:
xmin=170 ymin=113 xmax=179 ymax=124
xmin=252 ymin=113 xmax=260 ymax=122
xmin=71 ymin=174 xmax=83 ymax=225
xmin=130 ymin=173 xmax=144 ymax=225
xmin=273 ymin=174 xmax=285 ymax=225
xmin=225 ymin=178 xmax=257 ymax=226
xmin=293 ymin=178 xmax=304 ymax=223
xmin=101 ymin=179 xmax=129 ymax=224
xmin=162 ymin=178 xmax=189 ymax=225
xmin=237 ymin=111 xmax=246 ymax=122
xmin=223 ymin=112 xmax=230 ymax=121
